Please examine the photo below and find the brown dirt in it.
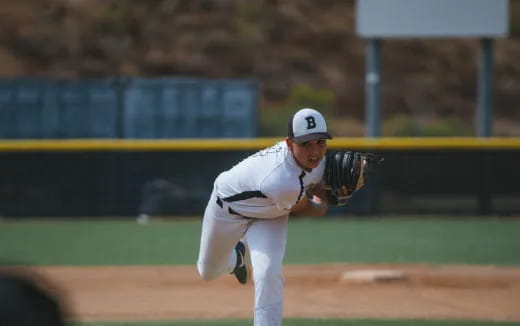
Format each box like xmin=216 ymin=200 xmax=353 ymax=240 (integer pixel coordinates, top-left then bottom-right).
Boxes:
xmin=2 ymin=264 xmax=520 ymax=322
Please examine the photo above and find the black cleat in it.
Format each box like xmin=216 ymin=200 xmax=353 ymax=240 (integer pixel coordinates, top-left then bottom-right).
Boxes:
xmin=231 ymin=241 xmax=251 ymax=285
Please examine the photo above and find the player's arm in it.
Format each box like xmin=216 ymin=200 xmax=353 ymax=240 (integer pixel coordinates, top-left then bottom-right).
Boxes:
xmin=290 ymin=195 xmax=328 ymax=216
xmin=290 ymin=183 xmax=328 ymax=216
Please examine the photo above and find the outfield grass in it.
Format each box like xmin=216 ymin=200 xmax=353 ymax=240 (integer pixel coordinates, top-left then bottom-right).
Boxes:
xmin=78 ymin=318 xmax=520 ymax=326
xmin=287 ymin=217 xmax=520 ymax=265
xmin=0 ymin=217 xmax=519 ymax=266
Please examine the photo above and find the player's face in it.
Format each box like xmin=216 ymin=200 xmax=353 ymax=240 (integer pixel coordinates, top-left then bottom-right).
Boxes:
xmin=287 ymin=138 xmax=327 ymax=170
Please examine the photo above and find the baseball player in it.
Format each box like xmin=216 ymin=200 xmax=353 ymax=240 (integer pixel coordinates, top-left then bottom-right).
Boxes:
xmin=197 ymin=108 xmax=332 ymax=326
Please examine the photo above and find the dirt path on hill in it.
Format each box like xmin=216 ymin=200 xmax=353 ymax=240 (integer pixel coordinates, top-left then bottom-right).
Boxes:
xmin=2 ymin=264 xmax=520 ymax=322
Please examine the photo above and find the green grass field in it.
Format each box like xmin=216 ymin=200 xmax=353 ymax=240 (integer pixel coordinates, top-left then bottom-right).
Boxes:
xmin=0 ymin=217 xmax=519 ymax=266
xmin=1 ymin=217 xmax=519 ymax=326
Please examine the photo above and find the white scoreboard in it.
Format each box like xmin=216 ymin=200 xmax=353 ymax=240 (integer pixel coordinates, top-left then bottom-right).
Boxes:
xmin=356 ymin=0 xmax=509 ymax=38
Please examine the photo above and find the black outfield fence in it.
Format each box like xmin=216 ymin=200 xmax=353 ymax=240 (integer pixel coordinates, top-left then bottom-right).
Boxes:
xmin=0 ymin=138 xmax=519 ymax=217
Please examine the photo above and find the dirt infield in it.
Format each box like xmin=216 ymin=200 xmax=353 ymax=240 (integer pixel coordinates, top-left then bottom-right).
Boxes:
xmin=3 ymin=264 xmax=520 ymax=322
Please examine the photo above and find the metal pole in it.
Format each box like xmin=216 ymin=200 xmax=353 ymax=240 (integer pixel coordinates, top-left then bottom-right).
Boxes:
xmin=365 ymin=39 xmax=381 ymax=137
xmin=476 ymin=38 xmax=494 ymax=137
xmin=476 ymin=38 xmax=494 ymax=214
xmin=364 ymin=39 xmax=382 ymax=215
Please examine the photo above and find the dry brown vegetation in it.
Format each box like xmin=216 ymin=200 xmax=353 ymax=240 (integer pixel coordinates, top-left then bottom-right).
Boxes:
xmin=1 ymin=0 xmax=519 ymax=135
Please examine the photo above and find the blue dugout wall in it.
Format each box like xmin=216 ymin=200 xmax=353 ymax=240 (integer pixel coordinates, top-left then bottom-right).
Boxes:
xmin=0 ymin=77 xmax=258 ymax=139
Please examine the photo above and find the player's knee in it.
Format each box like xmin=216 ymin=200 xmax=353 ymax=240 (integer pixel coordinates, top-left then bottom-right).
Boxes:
xmin=199 ymin=270 xmax=217 ymax=281
xmin=197 ymin=262 xmax=218 ymax=281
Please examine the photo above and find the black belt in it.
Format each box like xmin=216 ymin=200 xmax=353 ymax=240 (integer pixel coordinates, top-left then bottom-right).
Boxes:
xmin=216 ymin=197 xmax=255 ymax=219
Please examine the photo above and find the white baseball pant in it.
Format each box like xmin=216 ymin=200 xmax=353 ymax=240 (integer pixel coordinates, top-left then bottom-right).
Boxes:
xmin=197 ymin=187 xmax=289 ymax=326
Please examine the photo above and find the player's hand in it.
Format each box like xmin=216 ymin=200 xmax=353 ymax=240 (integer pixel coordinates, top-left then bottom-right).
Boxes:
xmin=306 ymin=182 xmax=328 ymax=201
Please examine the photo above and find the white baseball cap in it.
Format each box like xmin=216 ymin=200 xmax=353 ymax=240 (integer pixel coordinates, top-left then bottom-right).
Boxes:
xmin=287 ymin=108 xmax=332 ymax=144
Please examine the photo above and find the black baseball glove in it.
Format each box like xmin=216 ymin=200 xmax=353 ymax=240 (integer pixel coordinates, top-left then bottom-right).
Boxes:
xmin=323 ymin=151 xmax=384 ymax=206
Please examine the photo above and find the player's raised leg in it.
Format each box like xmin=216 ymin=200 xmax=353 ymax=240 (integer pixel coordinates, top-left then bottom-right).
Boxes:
xmin=197 ymin=189 xmax=250 ymax=280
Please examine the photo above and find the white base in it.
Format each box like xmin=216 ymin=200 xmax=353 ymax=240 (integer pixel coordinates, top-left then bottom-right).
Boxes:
xmin=340 ymin=269 xmax=406 ymax=283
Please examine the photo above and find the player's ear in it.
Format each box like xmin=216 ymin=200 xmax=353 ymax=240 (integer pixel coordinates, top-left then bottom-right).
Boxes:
xmin=285 ymin=137 xmax=294 ymax=152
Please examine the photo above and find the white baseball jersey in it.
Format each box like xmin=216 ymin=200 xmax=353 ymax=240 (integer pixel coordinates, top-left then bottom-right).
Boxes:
xmin=214 ymin=141 xmax=325 ymax=219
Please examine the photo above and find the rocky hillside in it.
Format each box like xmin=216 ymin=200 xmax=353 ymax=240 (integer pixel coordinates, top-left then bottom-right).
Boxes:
xmin=1 ymin=0 xmax=519 ymax=136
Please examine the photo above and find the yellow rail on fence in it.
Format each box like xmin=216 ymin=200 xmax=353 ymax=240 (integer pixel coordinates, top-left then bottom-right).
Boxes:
xmin=0 ymin=137 xmax=520 ymax=152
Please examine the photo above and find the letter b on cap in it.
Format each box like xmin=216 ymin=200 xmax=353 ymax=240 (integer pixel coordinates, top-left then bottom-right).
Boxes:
xmin=305 ymin=116 xmax=316 ymax=129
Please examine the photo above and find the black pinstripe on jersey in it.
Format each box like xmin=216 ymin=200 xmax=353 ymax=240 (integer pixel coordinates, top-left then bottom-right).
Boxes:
xmin=296 ymin=171 xmax=306 ymax=203
xmin=223 ymin=191 xmax=267 ymax=202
